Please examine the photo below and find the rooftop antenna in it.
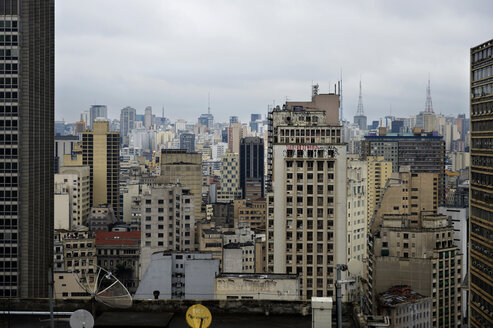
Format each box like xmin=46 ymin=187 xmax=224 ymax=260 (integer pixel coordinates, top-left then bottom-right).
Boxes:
xmin=339 ymin=69 xmax=344 ymax=122
xmin=208 ymin=92 xmax=211 ymax=115
xmin=356 ymin=77 xmax=364 ymax=116
xmin=425 ymin=74 xmax=434 ymax=113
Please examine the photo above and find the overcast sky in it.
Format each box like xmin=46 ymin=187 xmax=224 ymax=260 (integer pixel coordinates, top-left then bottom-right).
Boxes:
xmin=55 ymin=0 xmax=493 ymax=124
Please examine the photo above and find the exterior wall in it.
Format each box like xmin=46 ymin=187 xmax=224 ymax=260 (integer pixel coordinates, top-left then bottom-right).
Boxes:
xmin=55 ymin=136 xmax=79 ymax=172
xmin=366 ymin=156 xmax=392 ymax=228
xmin=54 ymin=193 xmax=70 ymax=230
xmin=215 ymin=275 xmax=300 ymax=300
xmin=239 ymin=137 xmax=264 ymax=199
xmin=54 ymin=272 xmax=89 ymax=299
xmin=383 ymin=298 xmax=432 ymax=328
xmin=233 ymin=199 xmax=266 ymax=229
xmin=61 ymin=230 xmax=97 ymax=287
xmin=222 ymin=247 xmax=242 ymax=272
xmin=135 ymin=252 xmax=219 ymax=300
xmin=57 ymin=166 xmax=91 ymax=227
xmin=285 ymin=93 xmax=340 ymax=125
xmin=469 ymin=38 xmax=493 ymax=328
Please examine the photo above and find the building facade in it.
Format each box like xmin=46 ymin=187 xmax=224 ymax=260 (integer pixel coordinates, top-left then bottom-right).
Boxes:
xmin=120 ymin=106 xmax=136 ymax=146
xmin=55 ymin=166 xmax=91 ymax=228
xmin=366 ymin=156 xmax=392 ymax=228
xmin=266 ymin=104 xmax=346 ymax=300
xmin=469 ymin=38 xmax=493 ymax=328
xmin=80 ymin=121 xmax=120 ymax=216
xmin=0 ymin=0 xmax=54 ymax=298
xmin=239 ymin=137 xmax=264 ymax=199
xmin=362 ymin=133 xmax=446 ymax=204
xmin=217 ymin=152 xmax=242 ymax=202
xmin=160 ymin=149 xmax=203 ymax=220
xmin=179 ymin=133 xmax=195 ymax=153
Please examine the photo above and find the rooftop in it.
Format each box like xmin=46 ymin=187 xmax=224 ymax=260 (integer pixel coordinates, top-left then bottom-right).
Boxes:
xmin=95 ymin=231 xmax=141 ymax=246
xmin=378 ymin=285 xmax=429 ymax=307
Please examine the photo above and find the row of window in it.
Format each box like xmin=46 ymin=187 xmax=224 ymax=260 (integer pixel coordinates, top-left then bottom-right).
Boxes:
xmin=472 ymin=46 xmax=493 ymax=64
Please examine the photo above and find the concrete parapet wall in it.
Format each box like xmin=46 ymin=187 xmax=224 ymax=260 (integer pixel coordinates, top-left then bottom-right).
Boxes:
xmin=0 ymin=298 xmax=313 ymax=316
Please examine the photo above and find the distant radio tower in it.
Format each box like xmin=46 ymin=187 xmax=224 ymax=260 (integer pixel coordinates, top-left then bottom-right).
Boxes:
xmin=356 ymin=79 xmax=364 ymax=116
xmin=424 ymin=77 xmax=434 ymax=113
xmin=208 ymin=92 xmax=211 ymax=115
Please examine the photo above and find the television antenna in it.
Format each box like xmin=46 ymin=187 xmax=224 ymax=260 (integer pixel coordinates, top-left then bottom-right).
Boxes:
xmin=70 ymin=309 xmax=94 ymax=328
xmin=74 ymin=266 xmax=133 ymax=310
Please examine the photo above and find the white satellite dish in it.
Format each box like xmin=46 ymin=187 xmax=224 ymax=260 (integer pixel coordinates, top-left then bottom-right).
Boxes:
xmin=70 ymin=309 xmax=94 ymax=328
xmin=75 ymin=266 xmax=133 ymax=309
xmin=347 ymin=259 xmax=363 ymax=276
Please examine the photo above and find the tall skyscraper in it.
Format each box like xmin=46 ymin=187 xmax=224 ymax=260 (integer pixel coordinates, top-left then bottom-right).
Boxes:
xmin=78 ymin=121 xmax=120 ymax=217
xmin=144 ymin=106 xmax=153 ymax=129
xmin=179 ymin=133 xmax=195 ymax=153
xmin=266 ymin=98 xmax=346 ymax=300
xmin=239 ymin=137 xmax=264 ymax=199
xmin=120 ymin=106 xmax=136 ymax=146
xmin=89 ymin=105 xmax=107 ymax=129
xmin=0 ymin=0 xmax=54 ymax=298
xmin=469 ymin=39 xmax=493 ymax=328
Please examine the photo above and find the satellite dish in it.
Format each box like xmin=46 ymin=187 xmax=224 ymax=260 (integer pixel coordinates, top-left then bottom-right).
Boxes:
xmin=186 ymin=304 xmax=212 ymax=328
xmin=75 ymin=266 xmax=133 ymax=309
xmin=70 ymin=309 xmax=94 ymax=328
xmin=347 ymin=259 xmax=363 ymax=276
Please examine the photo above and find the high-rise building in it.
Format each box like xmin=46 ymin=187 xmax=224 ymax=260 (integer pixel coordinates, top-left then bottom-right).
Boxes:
xmin=266 ymin=101 xmax=346 ymax=300
xmin=362 ymin=133 xmax=446 ymax=204
xmin=229 ymin=116 xmax=239 ymax=124
xmin=0 ymin=0 xmax=54 ymax=298
xmin=89 ymin=105 xmax=107 ymax=129
xmin=179 ymin=133 xmax=195 ymax=153
xmin=120 ymin=106 xmax=136 ymax=146
xmin=198 ymin=113 xmax=214 ymax=130
xmin=139 ymin=181 xmax=195 ymax=277
xmin=160 ymin=149 xmax=203 ymax=220
xmin=55 ymin=166 xmax=91 ymax=228
xmin=366 ymin=156 xmax=392 ymax=227
xmin=227 ymin=122 xmax=245 ymax=153
xmin=367 ymin=170 xmax=462 ymax=327
xmin=239 ymin=137 xmax=264 ymax=199
xmin=469 ymin=39 xmax=493 ymax=328
xmin=55 ymin=135 xmax=79 ymax=173
xmin=144 ymin=106 xmax=153 ymax=129
xmin=77 ymin=121 xmax=120 ymax=216
xmin=217 ymin=152 xmax=242 ymax=203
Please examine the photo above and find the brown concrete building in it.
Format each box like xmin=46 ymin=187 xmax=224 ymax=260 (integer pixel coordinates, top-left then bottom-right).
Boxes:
xmin=469 ymin=38 xmax=493 ymax=328
xmin=160 ymin=149 xmax=203 ymax=220
xmin=368 ymin=170 xmax=463 ymax=327
xmin=234 ymin=199 xmax=266 ymax=229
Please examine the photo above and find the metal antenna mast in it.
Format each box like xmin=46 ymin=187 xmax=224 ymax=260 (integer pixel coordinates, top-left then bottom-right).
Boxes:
xmin=339 ymin=69 xmax=344 ymax=122
xmin=208 ymin=92 xmax=211 ymax=115
xmin=425 ymin=75 xmax=434 ymax=113
xmin=356 ymin=78 xmax=364 ymax=116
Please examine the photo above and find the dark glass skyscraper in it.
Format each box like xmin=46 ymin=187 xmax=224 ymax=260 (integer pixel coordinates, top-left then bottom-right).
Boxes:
xmin=469 ymin=39 xmax=493 ymax=328
xmin=239 ymin=137 xmax=264 ymax=199
xmin=0 ymin=0 xmax=54 ymax=298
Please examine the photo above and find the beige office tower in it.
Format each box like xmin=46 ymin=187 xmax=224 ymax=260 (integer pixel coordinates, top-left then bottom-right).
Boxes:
xmin=266 ymin=103 xmax=346 ymax=300
xmin=346 ymin=156 xmax=367 ymax=264
xmin=366 ymin=156 xmax=392 ymax=227
xmin=367 ymin=170 xmax=462 ymax=327
xmin=228 ymin=122 xmax=246 ymax=153
xmin=160 ymin=149 xmax=204 ymax=220
xmin=54 ymin=166 xmax=91 ymax=228
xmin=80 ymin=121 xmax=120 ymax=216
xmin=217 ymin=152 xmax=242 ymax=202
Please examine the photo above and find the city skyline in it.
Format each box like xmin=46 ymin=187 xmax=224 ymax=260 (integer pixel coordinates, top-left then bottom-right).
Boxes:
xmin=55 ymin=1 xmax=492 ymax=122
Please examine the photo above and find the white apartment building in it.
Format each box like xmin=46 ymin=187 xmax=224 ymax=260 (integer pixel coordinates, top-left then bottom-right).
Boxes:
xmin=139 ymin=181 xmax=195 ymax=278
xmin=54 ymin=166 xmax=91 ymax=228
xmin=266 ymin=108 xmax=347 ymax=300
